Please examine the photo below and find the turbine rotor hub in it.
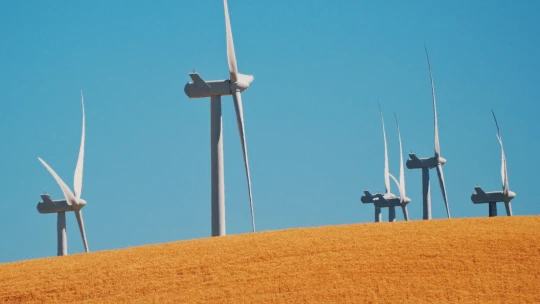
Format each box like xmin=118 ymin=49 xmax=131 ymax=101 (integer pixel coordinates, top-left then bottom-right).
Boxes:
xmin=72 ymin=199 xmax=87 ymax=211
xmin=230 ymin=80 xmax=250 ymax=93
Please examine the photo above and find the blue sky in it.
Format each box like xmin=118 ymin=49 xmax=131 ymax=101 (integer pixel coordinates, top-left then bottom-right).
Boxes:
xmin=1 ymin=0 xmax=539 ymax=263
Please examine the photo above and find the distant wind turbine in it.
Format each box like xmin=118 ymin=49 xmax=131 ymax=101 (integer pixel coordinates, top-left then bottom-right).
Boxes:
xmin=406 ymin=47 xmax=450 ymax=220
xmin=471 ymin=110 xmax=516 ymax=216
xmin=361 ymin=104 xmax=409 ymax=222
xmin=37 ymin=92 xmax=89 ymax=256
xmin=184 ymin=0 xmax=255 ymax=236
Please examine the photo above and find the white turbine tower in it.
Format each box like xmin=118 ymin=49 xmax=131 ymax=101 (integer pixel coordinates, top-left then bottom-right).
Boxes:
xmin=406 ymin=47 xmax=450 ymax=220
xmin=471 ymin=110 xmax=516 ymax=216
xmin=184 ymin=0 xmax=255 ymax=236
xmin=37 ymin=92 xmax=89 ymax=256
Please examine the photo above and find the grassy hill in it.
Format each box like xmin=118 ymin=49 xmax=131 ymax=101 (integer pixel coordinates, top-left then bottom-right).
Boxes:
xmin=1 ymin=216 xmax=540 ymax=303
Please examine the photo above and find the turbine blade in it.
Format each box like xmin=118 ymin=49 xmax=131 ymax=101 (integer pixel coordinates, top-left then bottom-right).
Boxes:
xmin=232 ymin=91 xmax=255 ymax=232
xmin=389 ymin=174 xmax=404 ymax=200
xmin=497 ymin=134 xmax=504 ymax=187
xmin=436 ymin=164 xmax=450 ymax=218
xmin=378 ymin=101 xmax=390 ymax=194
xmin=75 ymin=210 xmax=89 ymax=253
xmin=425 ymin=46 xmax=440 ymax=159
xmin=504 ymin=201 xmax=513 ymax=216
xmin=492 ymin=109 xmax=501 ymax=137
xmin=74 ymin=91 xmax=85 ymax=202
xmin=401 ymin=205 xmax=409 ymax=221
xmin=38 ymin=157 xmax=77 ymax=206
xmin=394 ymin=112 xmax=405 ymax=197
xmin=224 ymin=0 xmax=238 ymax=82
xmin=492 ymin=110 xmax=509 ymax=195
xmin=498 ymin=135 xmax=509 ymax=196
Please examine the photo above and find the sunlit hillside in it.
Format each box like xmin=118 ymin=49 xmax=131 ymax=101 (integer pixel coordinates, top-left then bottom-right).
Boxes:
xmin=1 ymin=216 xmax=540 ymax=303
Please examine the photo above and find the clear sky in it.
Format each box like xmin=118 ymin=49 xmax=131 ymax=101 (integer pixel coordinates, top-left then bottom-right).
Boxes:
xmin=1 ymin=0 xmax=539 ymax=263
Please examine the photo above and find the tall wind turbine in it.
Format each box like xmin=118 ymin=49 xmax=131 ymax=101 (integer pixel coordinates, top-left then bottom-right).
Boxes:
xmin=37 ymin=92 xmax=89 ymax=256
xmin=361 ymin=104 xmax=409 ymax=222
xmin=406 ymin=48 xmax=450 ymax=220
xmin=471 ymin=111 xmax=516 ymax=216
xmin=184 ymin=0 xmax=255 ymax=236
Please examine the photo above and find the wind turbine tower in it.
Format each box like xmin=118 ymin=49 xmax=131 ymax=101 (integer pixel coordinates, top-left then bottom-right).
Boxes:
xmin=406 ymin=48 xmax=450 ymax=220
xmin=471 ymin=111 xmax=516 ymax=216
xmin=184 ymin=0 xmax=255 ymax=236
xmin=37 ymin=92 xmax=89 ymax=256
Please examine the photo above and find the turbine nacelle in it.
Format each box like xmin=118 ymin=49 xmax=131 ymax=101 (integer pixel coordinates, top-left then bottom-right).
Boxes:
xmin=72 ymin=199 xmax=87 ymax=211
xmin=471 ymin=186 xmax=516 ymax=204
xmin=37 ymin=194 xmax=72 ymax=214
xmin=361 ymin=190 xmax=374 ymax=204
xmin=37 ymin=195 xmax=86 ymax=214
xmin=363 ymin=191 xmax=407 ymax=208
xmin=184 ymin=73 xmax=229 ymax=98
xmin=184 ymin=73 xmax=254 ymax=99
xmin=361 ymin=190 xmax=397 ymax=204
xmin=406 ymin=153 xmax=446 ymax=169
xmin=373 ymin=194 xmax=408 ymax=208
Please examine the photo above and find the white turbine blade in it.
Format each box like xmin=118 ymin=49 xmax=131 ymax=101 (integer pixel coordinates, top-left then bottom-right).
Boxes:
xmin=224 ymin=0 xmax=238 ymax=82
xmin=425 ymin=46 xmax=440 ymax=159
xmin=504 ymin=201 xmax=513 ymax=216
xmin=38 ymin=157 xmax=77 ymax=206
xmin=232 ymin=91 xmax=255 ymax=232
xmin=436 ymin=164 xmax=450 ymax=218
xmin=401 ymin=206 xmax=409 ymax=221
xmin=389 ymin=174 xmax=404 ymax=201
xmin=74 ymin=91 xmax=85 ymax=201
xmin=497 ymin=134 xmax=509 ymax=195
xmin=378 ymin=102 xmax=390 ymax=194
xmin=497 ymin=134 xmax=509 ymax=194
xmin=389 ymin=173 xmax=399 ymax=190
xmin=492 ymin=109 xmax=502 ymax=137
xmin=492 ymin=110 xmax=509 ymax=195
xmin=394 ymin=112 xmax=405 ymax=197
xmin=503 ymin=151 xmax=509 ymax=195
xmin=75 ymin=210 xmax=89 ymax=253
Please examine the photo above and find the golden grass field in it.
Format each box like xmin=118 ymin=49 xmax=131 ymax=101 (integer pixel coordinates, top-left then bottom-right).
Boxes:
xmin=1 ymin=216 xmax=540 ymax=303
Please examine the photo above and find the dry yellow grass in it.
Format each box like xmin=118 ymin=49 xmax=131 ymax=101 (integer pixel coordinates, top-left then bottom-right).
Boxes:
xmin=1 ymin=216 xmax=540 ymax=303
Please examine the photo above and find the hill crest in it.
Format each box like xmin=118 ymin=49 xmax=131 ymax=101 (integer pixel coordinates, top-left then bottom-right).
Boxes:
xmin=1 ymin=216 xmax=540 ymax=303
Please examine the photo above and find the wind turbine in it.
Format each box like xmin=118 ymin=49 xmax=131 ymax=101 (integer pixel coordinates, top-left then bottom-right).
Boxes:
xmin=184 ymin=0 xmax=255 ymax=236
xmin=37 ymin=92 xmax=89 ymax=256
xmin=471 ymin=110 xmax=516 ymax=216
xmin=406 ymin=48 xmax=450 ymax=220
xmin=361 ymin=104 xmax=409 ymax=222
